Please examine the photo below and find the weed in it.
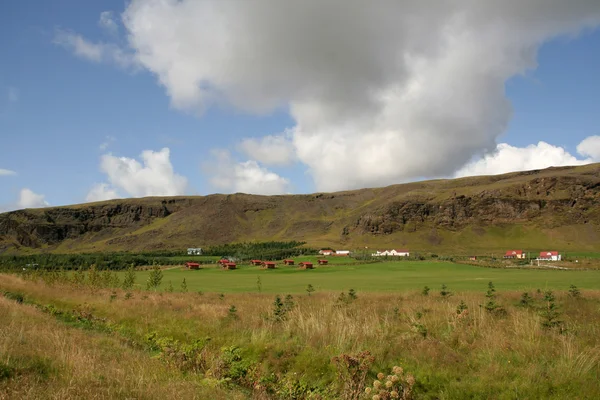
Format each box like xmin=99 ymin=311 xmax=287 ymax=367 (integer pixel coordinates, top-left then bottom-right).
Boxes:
xmin=364 ymin=365 xmax=416 ymax=400
xmin=332 ymin=350 xmax=375 ymax=400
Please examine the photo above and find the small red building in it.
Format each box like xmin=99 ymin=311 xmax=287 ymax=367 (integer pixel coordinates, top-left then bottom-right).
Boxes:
xmin=299 ymin=262 xmax=314 ymax=269
xmin=186 ymin=262 xmax=201 ymax=270
xmin=318 ymin=259 xmax=328 ymax=265
xmin=218 ymin=259 xmax=230 ymax=265
xmin=225 ymin=262 xmax=237 ymax=270
xmin=250 ymin=259 xmax=262 ymax=266
xmin=283 ymin=259 xmax=294 ymax=265
xmin=262 ymin=261 xmax=276 ymax=269
xmin=504 ymin=250 xmax=524 ymax=259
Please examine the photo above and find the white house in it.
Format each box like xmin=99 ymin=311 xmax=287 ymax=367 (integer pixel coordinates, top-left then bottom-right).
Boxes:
xmin=372 ymin=249 xmax=410 ymax=257
xmin=537 ymin=251 xmax=561 ymax=261
xmin=319 ymin=249 xmax=335 ymax=256
xmin=187 ymin=248 xmax=203 ymax=255
xmin=335 ymin=250 xmax=351 ymax=256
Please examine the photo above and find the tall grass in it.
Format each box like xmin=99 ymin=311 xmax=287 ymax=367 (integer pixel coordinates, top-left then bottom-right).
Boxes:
xmin=1 ymin=273 xmax=599 ymax=399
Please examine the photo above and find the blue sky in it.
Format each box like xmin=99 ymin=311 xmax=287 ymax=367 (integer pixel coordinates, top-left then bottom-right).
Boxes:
xmin=1 ymin=1 xmax=600 ymax=210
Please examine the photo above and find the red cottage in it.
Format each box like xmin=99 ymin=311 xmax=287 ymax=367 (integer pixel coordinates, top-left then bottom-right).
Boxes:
xmin=318 ymin=259 xmax=328 ymax=265
xmin=186 ymin=262 xmax=201 ymax=270
xmin=283 ymin=259 xmax=295 ymax=265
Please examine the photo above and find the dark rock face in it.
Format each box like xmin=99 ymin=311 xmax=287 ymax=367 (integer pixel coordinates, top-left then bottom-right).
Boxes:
xmin=0 ymin=201 xmax=180 ymax=248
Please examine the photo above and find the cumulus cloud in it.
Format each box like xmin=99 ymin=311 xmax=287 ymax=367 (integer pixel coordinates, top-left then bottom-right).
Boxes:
xmin=0 ymin=169 xmax=16 ymax=176
xmin=205 ymin=150 xmax=290 ymax=195
xmin=99 ymin=11 xmax=119 ymax=35
xmin=576 ymin=135 xmax=600 ymax=160
xmin=115 ymin=0 xmax=600 ymax=191
xmin=93 ymin=148 xmax=187 ymax=198
xmin=238 ymin=131 xmax=296 ymax=166
xmin=455 ymin=141 xmax=592 ymax=177
xmin=86 ymin=183 xmax=121 ymax=202
xmin=54 ymin=29 xmax=136 ymax=68
xmin=17 ymin=188 xmax=49 ymax=209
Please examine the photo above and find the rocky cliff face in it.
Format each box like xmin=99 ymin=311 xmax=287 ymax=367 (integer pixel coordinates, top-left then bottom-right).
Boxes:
xmin=1 ymin=164 xmax=599 ymax=253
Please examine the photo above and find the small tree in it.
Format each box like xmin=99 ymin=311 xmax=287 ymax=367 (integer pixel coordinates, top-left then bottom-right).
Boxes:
xmin=422 ymin=286 xmax=430 ymax=296
xmin=256 ymin=276 xmax=262 ymax=293
xmin=519 ymin=292 xmax=533 ymax=307
xmin=540 ymin=291 xmax=562 ymax=329
xmin=456 ymin=300 xmax=468 ymax=314
xmin=306 ymin=283 xmax=315 ymax=296
xmin=181 ymin=278 xmax=188 ymax=292
xmin=87 ymin=264 xmax=101 ymax=289
xmin=122 ymin=266 xmax=136 ymax=290
xmin=166 ymin=281 xmax=174 ymax=293
xmin=348 ymin=288 xmax=358 ymax=300
xmin=568 ymin=284 xmax=581 ymax=298
xmin=272 ymin=295 xmax=286 ymax=321
xmin=440 ymin=284 xmax=452 ymax=298
xmin=146 ymin=266 xmax=163 ymax=291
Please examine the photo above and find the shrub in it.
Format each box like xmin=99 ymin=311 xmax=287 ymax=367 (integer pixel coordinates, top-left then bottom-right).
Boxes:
xmin=306 ymin=283 xmax=315 ymax=296
xmin=421 ymin=286 xmax=430 ymax=296
xmin=146 ymin=266 xmax=163 ymax=291
xmin=540 ymin=291 xmax=562 ymax=329
xmin=440 ymin=284 xmax=452 ymax=298
xmin=122 ymin=266 xmax=136 ymax=290
xmin=568 ymin=284 xmax=581 ymax=298
xmin=519 ymin=292 xmax=533 ymax=307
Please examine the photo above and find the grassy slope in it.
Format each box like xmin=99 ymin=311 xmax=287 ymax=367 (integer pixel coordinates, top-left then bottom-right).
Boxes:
xmin=2 ymin=163 xmax=600 ymax=254
xmin=2 ymin=274 xmax=600 ymax=399
xmin=130 ymin=261 xmax=600 ymax=293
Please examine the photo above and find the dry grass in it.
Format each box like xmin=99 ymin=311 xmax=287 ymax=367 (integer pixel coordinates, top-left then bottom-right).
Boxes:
xmin=1 ymin=274 xmax=600 ymax=398
xmin=0 ymin=291 xmax=245 ymax=399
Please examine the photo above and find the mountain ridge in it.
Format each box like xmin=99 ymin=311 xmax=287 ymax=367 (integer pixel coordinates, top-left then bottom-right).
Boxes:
xmin=1 ymin=163 xmax=599 ymax=254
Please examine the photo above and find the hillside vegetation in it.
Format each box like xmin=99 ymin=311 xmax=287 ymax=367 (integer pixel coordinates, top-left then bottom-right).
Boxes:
xmin=1 ymin=164 xmax=599 ymax=254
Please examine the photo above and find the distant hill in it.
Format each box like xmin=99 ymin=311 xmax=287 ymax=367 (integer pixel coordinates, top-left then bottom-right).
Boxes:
xmin=1 ymin=164 xmax=599 ymax=255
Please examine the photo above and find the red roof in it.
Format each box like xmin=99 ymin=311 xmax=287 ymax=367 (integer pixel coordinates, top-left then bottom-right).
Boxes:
xmin=504 ymin=250 xmax=523 ymax=256
xmin=300 ymin=261 xmax=313 ymax=265
xmin=186 ymin=262 xmax=200 ymax=267
xmin=539 ymin=251 xmax=559 ymax=257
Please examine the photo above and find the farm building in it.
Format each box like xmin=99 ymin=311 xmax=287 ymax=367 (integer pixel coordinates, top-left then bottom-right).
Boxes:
xmin=250 ymin=259 xmax=263 ymax=266
xmin=372 ymin=249 xmax=410 ymax=257
xmin=504 ymin=250 xmax=525 ymax=259
xmin=318 ymin=259 xmax=328 ymax=265
xmin=185 ymin=262 xmax=201 ymax=270
xmin=319 ymin=249 xmax=335 ymax=256
xmin=335 ymin=250 xmax=351 ymax=256
xmin=187 ymin=248 xmax=202 ymax=255
xmin=537 ymin=251 xmax=561 ymax=261
xmin=299 ymin=262 xmax=314 ymax=269
xmin=262 ymin=261 xmax=276 ymax=269
xmin=283 ymin=259 xmax=295 ymax=265
xmin=224 ymin=262 xmax=237 ymax=270
xmin=469 ymin=256 xmax=477 ymax=261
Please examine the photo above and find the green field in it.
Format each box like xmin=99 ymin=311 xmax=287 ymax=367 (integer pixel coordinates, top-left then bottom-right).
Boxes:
xmin=131 ymin=261 xmax=600 ymax=293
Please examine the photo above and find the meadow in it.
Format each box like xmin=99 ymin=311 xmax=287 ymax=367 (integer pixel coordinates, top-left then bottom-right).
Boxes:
xmin=2 ymin=258 xmax=600 ymax=399
xmin=130 ymin=260 xmax=600 ymax=294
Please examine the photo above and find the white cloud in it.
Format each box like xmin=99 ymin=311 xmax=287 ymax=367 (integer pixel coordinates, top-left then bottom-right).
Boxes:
xmin=0 ymin=169 xmax=16 ymax=176
xmin=205 ymin=150 xmax=290 ymax=195
xmin=54 ymin=29 xmax=137 ymax=69
xmin=116 ymin=0 xmax=600 ymax=191
xmin=96 ymin=147 xmax=187 ymax=197
xmin=576 ymin=135 xmax=600 ymax=160
xmin=99 ymin=11 xmax=119 ymax=36
xmin=237 ymin=131 xmax=296 ymax=166
xmin=17 ymin=188 xmax=49 ymax=209
xmin=86 ymin=183 xmax=121 ymax=202
xmin=455 ymin=139 xmax=596 ymax=177
xmin=99 ymin=135 xmax=116 ymax=151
